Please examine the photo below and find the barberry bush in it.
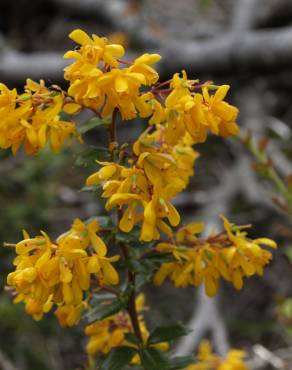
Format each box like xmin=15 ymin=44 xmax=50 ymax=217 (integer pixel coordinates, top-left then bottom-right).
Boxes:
xmin=1 ymin=29 xmax=277 ymax=370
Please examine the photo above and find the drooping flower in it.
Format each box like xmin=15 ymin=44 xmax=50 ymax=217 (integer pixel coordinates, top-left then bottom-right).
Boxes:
xmin=154 ymin=216 xmax=277 ymax=296
xmin=186 ymin=341 xmax=249 ymax=370
xmin=64 ymin=29 xmax=162 ymax=119
xmin=0 ymin=79 xmax=77 ymax=155
xmin=7 ymin=218 xmax=119 ymax=325
xmin=85 ymin=294 xmax=168 ymax=363
xmin=162 ymin=71 xmax=239 ymax=145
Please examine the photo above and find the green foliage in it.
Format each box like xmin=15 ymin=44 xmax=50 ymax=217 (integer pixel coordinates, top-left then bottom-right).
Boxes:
xmin=77 ymin=116 xmax=110 ymax=135
xmin=284 ymin=246 xmax=292 ymax=263
xmin=148 ymin=324 xmax=190 ymax=345
xmin=198 ymin=0 xmax=213 ymax=12
xmin=86 ymin=298 xmax=126 ymax=323
xmin=75 ymin=145 xmax=110 ymax=167
xmin=124 ymin=332 xmax=140 ymax=345
xmin=169 ymin=356 xmax=196 ymax=370
xmin=0 ymin=148 xmax=88 ymax=370
xmin=279 ymin=298 xmax=292 ymax=320
xmin=139 ymin=347 xmax=169 ymax=370
xmin=100 ymin=346 xmax=137 ymax=370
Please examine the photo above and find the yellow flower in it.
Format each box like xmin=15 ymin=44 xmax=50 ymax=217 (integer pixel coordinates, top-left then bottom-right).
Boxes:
xmin=65 ymin=29 xmax=125 ymax=69
xmin=86 ymin=143 xmax=185 ymax=242
xmin=64 ymin=29 xmax=162 ymax=120
xmin=55 ymin=303 xmax=84 ymax=327
xmin=85 ymin=294 xmax=168 ymax=361
xmin=154 ymin=216 xmax=277 ymax=296
xmin=64 ymin=29 xmax=126 ymax=112
xmin=0 ymin=79 xmax=77 ymax=155
xmin=128 ymin=53 xmax=161 ymax=85
xmin=163 ymin=71 xmax=239 ymax=145
xmin=97 ymin=68 xmax=147 ymax=119
xmin=202 ymin=85 xmax=239 ymax=137
xmin=186 ymin=341 xmax=249 ymax=370
xmin=134 ymin=126 xmax=198 ymax=197
xmin=218 ymin=350 xmax=248 ymax=370
xmin=84 ymin=122 xmax=199 ymax=242
xmin=7 ymin=218 xmax=119 ymax=324
xmin=140 ymin=193 xmax=180 ymax=242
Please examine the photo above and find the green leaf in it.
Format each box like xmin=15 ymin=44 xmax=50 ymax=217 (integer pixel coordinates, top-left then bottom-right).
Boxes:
xmin=75 ymin=146 xmax=110 ymax=167
xmin=284 ymin=246 xmax=292 ymax=263
xmin=80 ymin=185 xmax=102 ymax=195
xmin=139 ymin=347 xmax=169 ymax=370
xmin=115 ymin=227 xmax=141 ymax=244
xmin=280 ymin=298 xmax=292 ymax=318
xmin=86 ymin=215 xmax=114 ymax=229
xmin=148 ymin=324 xmax=190 ymax=345
xmin=143 ymin=253 xmax=173 ymax=263
xmin=124 ymin=332 xmax=140 ymax=345
xmin=91 ymin=292 xmax=117 ymax=304
xmin=135 ymin=271 xmax=153 ymax=290
xmin=169 ymin=356 xmax=196 ymax=370
xmin=86 ymin=299 xmax=126 ymax=323
xmin=100 ymin=346 xmax=137 ymax=370
xmin=78 ymin=117 xmax=108 ymax=134
xmin=127 ymin=251 xmax=173 ymax=290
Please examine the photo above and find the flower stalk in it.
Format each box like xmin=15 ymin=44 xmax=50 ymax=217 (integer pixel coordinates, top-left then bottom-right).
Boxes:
xmin=108 ymin=109 xmax=143 ymax=343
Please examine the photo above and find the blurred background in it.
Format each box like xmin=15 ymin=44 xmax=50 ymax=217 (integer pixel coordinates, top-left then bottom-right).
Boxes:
xmin=1 ymin=0 xmax=292 ymax=369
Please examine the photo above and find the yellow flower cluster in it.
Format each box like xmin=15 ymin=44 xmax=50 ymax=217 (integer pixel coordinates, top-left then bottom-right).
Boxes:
xmin=64 ymin=30 xmax=239 ymax=148
xmin=86 ymin=126 xmax=198 ymax=242
xmin=65 ymin=29 xmax=240 ymax=242
xmin=7 ymin=219 xmax=119 ymax=326
xmin=85 ymin=294 xmax=168 ymax=363
xmin=64 ymin=29 xmax=161 ymax=119
xmin=0 ymin=79 xmax=78 ymax=155
xmin=162 ymin=72 xmax=239 ymax=145
xmin=134 ymin=71 xmax=239 ymax=146
xmin=154 ymin=216 xmax=277 ymax=297
xmin=186 ymin=341 xmax=249 ymax=370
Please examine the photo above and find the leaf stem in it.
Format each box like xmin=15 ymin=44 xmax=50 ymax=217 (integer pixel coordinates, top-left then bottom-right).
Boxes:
xmin=3 ymin=242 xmax=16 ymax=248
xmin=109 ymin=108 xmax=118 ymax=145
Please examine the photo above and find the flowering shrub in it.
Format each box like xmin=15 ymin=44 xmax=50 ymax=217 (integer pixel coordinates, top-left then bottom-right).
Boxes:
xmin=2 ymin=29 xmax=277 ymax=369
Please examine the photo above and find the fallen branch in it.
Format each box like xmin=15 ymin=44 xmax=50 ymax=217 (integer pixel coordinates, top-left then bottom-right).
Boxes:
xmin=0 ymin=349 xmax=20 ymax=370
xmin=160 ymin=26 xmax=292 ymax=75
xmin=0 ymin=50 xmax=66 ymax=83
xmin=1 ymin=25 xmax=292 ymax=82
